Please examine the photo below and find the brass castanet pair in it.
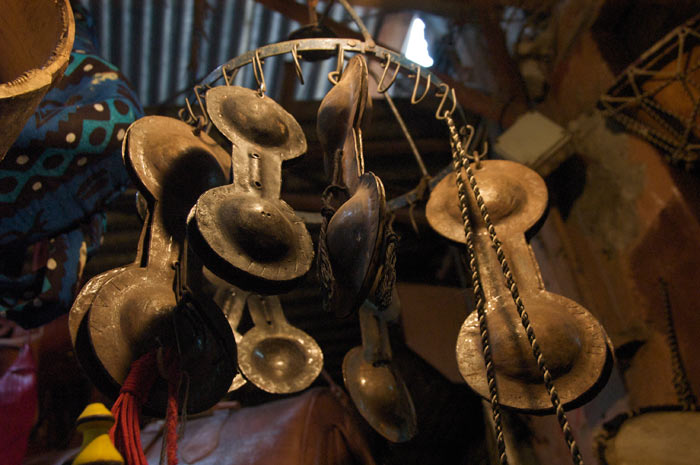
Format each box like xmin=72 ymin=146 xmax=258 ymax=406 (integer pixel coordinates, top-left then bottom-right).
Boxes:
xmin=70 ymin=85 xmax=325 ymax=414
xmin=427 ymin=158 xmax=613 ymax=413
xmin=317 ymin=55 xmax=417 ymax=443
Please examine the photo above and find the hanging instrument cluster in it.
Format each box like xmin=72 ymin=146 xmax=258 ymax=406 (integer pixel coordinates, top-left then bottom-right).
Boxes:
xmin=69 ymin=0 xmax=613 ymax=457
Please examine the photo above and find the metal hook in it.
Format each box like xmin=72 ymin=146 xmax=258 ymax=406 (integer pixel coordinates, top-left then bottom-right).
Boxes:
xmin=327 ymin=45 xmax=344 ymax=85
xmin=460 ymin=125 xmax=487 ymax=169
xmin=291 ymin=44 xmax=305 ymax=85
xmin=460 ymin=125 xmax=476 ymax=152
xmin=435 ymin=83 xmax=456 ymax=120
xmin=252 ymin=49 xmax=266 ymax=96
xmin=377 ymin=53 xmax=400 ymax=93
xmin=222 ymin=66 xmax=240 ymax=87
xmin=193 ymin=85 xmax=209 ymax=126
xmin=180 ymin=97 xmax=205 ymax=133
xmin=178 ymin=104 xmax=194 ymax=126
xmin=184 ymin=98 xmax=197 ymax=123
xmin=410 ymin=66 xmax=431 ymax=104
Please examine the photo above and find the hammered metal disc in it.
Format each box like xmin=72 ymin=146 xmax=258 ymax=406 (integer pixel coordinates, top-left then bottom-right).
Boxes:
xmin=124 ymin=115 xmax=231 ymax=202
xmin=426 ymin=159 xmax=548 ymax=242
xmin=456 ymin=281 xmax=613 ymax=413
xmin=237 ymin=297 xmax=323 ymax=394
xmin=342 ymin=347 xmax=417 ymax=442
xmin=70 ymin=267 xmax=131 ymax=400
xmin=88 ymin=268 xmax=236 ymax=415
xmin=206 ymin=86 xmax=306 ymax=161
xmin=187 ymin=186 xmax=314 ymax=295
xmin=69 ymin=266 xmax=128 ymax=347
xmin=326 ymin=172 xmax=386 ymax=317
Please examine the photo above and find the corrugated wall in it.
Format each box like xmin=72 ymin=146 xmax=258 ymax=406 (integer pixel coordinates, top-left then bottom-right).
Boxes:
xmin=78 ymin=0 xmax=383 ymax=106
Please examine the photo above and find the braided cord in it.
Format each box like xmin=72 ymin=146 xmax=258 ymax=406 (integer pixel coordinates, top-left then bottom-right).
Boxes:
xmin=660 ymin=278 xmax=698 ymax=410
xmin=374 ymin=215 xmax=399 ymax=311
xmin=445 ymin=116 xmax=584 ymax=465
xmin=318 ymin=184 xmax=349 ymax=313
xmin=448 ymin=126 xmax=508 ymax=464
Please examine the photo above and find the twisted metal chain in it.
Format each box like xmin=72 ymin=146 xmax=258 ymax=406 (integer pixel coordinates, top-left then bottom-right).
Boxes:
xmin=660 ymin=278 xmax=698 ymax=410
xmin=448 ymin=126 xmax=508 ymax=465
xmin=445 ymin=115 xmax=584 ymax=465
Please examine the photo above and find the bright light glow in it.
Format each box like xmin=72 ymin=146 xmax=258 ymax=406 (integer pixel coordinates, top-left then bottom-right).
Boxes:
xmin=404 ymin=17 xmax=434 ymax=68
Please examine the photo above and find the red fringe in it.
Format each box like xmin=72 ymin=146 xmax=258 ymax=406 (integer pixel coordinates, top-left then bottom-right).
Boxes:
xmin=164 ymin=351 xmax=180 ymax=465
xmin=109 ymin=350 xmax=180 ymax=465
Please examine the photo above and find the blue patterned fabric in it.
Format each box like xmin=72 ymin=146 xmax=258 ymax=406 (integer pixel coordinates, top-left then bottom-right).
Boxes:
xmin=0 ymin=5 xmax=143 ymax=327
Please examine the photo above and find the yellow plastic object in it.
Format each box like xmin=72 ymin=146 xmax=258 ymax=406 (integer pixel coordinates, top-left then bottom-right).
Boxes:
xmin=72 ymin=403 xmax=124 ymax=465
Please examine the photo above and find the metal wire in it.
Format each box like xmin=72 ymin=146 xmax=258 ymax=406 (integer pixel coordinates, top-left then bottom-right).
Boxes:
xmin=660 ymin=278 xmax=698 ymax=410
xmin=448 ymin=122 xmax=508 ymax=465
xmin=446 ymin=115 xmax=584 ymax=465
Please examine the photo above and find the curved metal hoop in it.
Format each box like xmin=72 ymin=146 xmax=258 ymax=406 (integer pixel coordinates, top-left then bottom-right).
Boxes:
xmin=200 ymin=38 xmax=457 ymax=116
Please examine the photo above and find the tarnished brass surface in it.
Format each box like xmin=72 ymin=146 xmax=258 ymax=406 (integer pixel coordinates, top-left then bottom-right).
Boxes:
xmin=187 ymin=86 xmax=313 ymax=295
xmin=206 ymin=86 xmax=306 ymax=164
xmin=210 ymin=280 xmax=248 ymax=393
xmin=124 ymin=117 xmax=231 ymax=201
xmin=317 ymin=55 xmax=371 ymax=187
xmin=429 ymin=160 xmax=612 ymax=412
xmin=426 ymin=159 xmax=547 ymax=242
xmin=237 ymin=295 xmax=323 ymax=394
xmin=317 ymin=56 xmax=386 ymax=318
xmin=70 ymin=116 xmax=237 ymax=415
xmin=69 ymin=266 xmax=129 ymax=399
xmin=327 ymin=173 xmax=386 ymax=318
xmin=343 ymin=303 xmax=416 ymax=442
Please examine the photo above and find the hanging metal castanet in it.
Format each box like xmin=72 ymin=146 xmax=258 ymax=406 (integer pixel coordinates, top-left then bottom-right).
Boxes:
xmin=187 ymin=86 xmax=314 ymax=295
xmin=70 ymin=116 xmax=237 ymax=416
xmin=427 ymin=159 xmax=613 ymax=413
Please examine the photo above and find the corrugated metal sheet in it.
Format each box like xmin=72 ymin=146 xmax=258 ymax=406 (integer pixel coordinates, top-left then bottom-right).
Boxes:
xmin=78 ymin=0 xmax=384 ymax=106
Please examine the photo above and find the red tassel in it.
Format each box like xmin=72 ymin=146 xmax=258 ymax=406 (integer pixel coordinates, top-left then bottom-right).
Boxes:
xmin=109 ymin=350 xmax=181 ymax=465
xmin=164 ymin=351 xmax=180 ymax=465
xmin=110 ymin=351 xmax=158 ymax=465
